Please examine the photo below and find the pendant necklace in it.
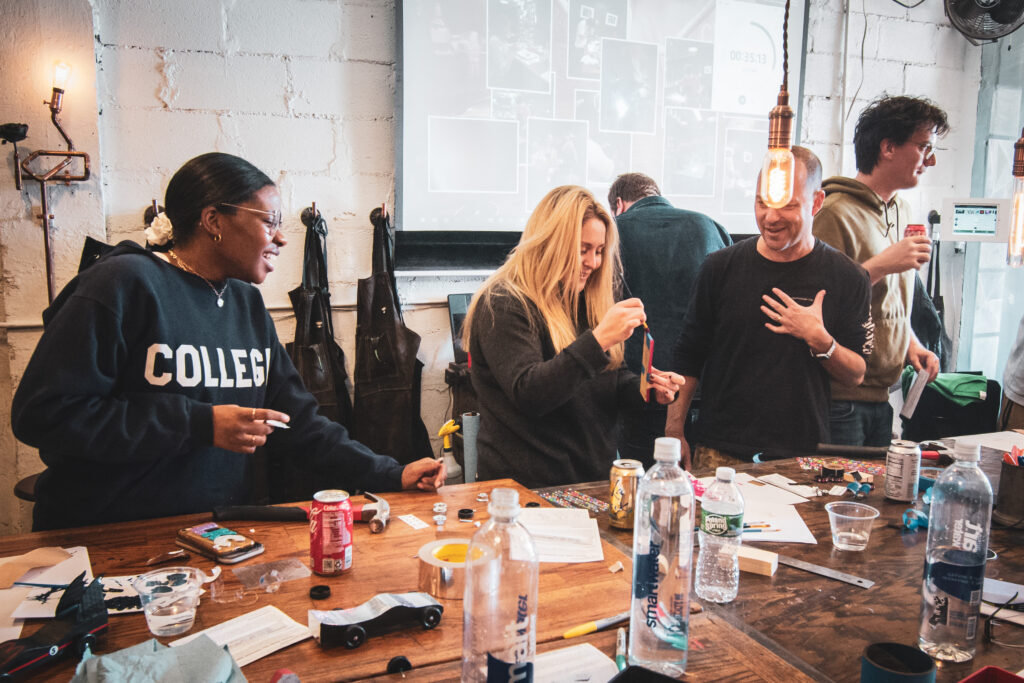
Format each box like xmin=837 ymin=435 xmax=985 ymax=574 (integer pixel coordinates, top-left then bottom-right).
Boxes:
xmin=167 ymin=250 xmax=228 ymax=307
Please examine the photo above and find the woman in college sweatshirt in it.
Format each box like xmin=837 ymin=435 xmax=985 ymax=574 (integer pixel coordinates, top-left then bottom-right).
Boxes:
xmin=463 ymin=185 xmax=683 ymax=489
xmin=12 ymin=153 xmax=443 ymax=530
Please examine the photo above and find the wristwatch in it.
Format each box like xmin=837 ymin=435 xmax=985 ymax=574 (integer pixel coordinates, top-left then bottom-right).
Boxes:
xmin=812 ymin=337 xmax=837 ymax=360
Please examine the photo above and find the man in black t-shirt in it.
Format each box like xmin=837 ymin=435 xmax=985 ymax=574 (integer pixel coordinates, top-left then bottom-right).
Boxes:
xmin=666 ymin=147 xmax=873 ymax=472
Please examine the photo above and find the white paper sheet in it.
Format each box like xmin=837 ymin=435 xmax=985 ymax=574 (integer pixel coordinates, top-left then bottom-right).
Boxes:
xmin=534 ymin=642 xmax=619 ymax=682
xmin=170 ymin=605 xmax=310 ymax=667
xmin=741 ymin=502 xmax=818 ymax=544
xmin=0 ymin=586 xmax=27 ymax=640
xmin=9 ymin=546 xmax=92 ymax=619
xmin=900 ymin=369 xmax=929 ymax=419
xmin=756 ymin=472 xmax=818 ymax=500
xmin=517 ymin=508 xmax=604 ymax=563
xmin=956 ymin=431 xmax=1024 ymax=452
xmin=698 ymin=472 xmax=808 ymax=507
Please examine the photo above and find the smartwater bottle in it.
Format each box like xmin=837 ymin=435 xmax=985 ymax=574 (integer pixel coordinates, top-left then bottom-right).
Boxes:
xmin=918 ymin=440 xmax=992 ymax=662
xmin=628 ymin=437 xmax=694 ymax=676
xmin=463 ymin=488 xmax=539 ymax=682
xmin=695 ymin=466 xmax=745 ymax=603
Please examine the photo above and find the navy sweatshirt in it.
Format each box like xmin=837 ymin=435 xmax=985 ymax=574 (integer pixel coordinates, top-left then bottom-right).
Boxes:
xmin=12 ymin=243 xmax=402 ymax=530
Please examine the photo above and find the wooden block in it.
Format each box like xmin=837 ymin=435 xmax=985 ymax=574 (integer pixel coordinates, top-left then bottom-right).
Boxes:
xmin=738 ymin=545 xmax=778 ymax=576
xmin=844 ymin=471 xmax=873 ymax=484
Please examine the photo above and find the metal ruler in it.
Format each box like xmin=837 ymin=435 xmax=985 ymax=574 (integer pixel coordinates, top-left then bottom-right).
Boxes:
xmin=777 ymin=554 xmax=874 ymax=589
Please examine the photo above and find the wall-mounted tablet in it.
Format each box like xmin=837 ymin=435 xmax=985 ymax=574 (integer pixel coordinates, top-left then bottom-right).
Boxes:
xmin=940 ymin=198 xmax=1011 ymax=243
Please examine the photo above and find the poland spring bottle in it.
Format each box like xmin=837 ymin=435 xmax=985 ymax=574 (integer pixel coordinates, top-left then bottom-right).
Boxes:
xmin=918 ymin=440 xmax=992 ymax=662
xmin=628 ymin=437 xmax=694 ymax=676
xmin=463 ymin=488 xmax=539 ymax=682
xmin=695 ymin=466 xmax=745 ymax=603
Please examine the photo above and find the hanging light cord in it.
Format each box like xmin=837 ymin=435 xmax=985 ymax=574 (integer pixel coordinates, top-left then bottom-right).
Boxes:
xmin=782 ymin=0 xmax=790 ymax=93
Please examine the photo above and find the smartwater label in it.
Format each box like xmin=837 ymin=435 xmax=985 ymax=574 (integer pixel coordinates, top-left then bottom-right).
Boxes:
xmin=700 ymin=510 xmax=743 ymax=537
xmin=486 ymin=653 xmax=533 ymax=682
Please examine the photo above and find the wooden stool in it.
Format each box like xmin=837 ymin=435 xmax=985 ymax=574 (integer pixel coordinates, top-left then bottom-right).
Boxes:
xmin=14 ymin=473 xmax=39 ymax=502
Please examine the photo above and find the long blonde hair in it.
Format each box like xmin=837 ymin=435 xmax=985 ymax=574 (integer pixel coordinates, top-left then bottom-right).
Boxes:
xmin=463 ymin=185 xmax=623 ymax=368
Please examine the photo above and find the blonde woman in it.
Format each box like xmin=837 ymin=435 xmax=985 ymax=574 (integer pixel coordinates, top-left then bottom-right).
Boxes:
xmin=464 ymin=186 xmax=683 ymax=488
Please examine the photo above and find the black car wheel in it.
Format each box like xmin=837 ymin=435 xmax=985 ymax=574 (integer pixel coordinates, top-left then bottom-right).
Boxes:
xmin=74 ymin=633 xmax=97 ymax=658
xmin=343 ymin=625 xmax=366 ymax=649
xmin=421 ymin=606 xmax=442 ymax=629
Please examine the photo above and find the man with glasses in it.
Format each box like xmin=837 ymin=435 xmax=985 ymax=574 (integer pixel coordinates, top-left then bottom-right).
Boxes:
xmin=813 ymin=95 xmax=949 ymax=447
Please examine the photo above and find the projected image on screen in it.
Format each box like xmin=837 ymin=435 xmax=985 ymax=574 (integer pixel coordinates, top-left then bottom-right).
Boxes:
xmin=399 ymin=0 xmax=806 ymax=234
xmin=429 ymin=117 xmax=519 ymax=193
xmin=575 ymin=89 xmax=631 ymax=184
xmin=722 ymin=127 xmax=765 ymax=215
xmin=664 ymin=108 xmax=717 ymax=197
xmin=527 ymin=118 xmax=589 ymax=209
xmin=568 ymin=0 xmax=628 ymax=79
xmin=600 ymin=39 xmax=659 ymax=135
xmin=487 ymin=0 xmax=553 ymax=93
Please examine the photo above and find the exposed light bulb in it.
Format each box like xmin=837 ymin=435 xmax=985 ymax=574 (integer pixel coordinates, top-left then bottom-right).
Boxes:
xmin=52 ymin=61 xmax=71 ymax=91
xmin=1010 ymin=175 xmax=1024 ymax=268
xmin=759 ymin=147 xmax=795 ymax=208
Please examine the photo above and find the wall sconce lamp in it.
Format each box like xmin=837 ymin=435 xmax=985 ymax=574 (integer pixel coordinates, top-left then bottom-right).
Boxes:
xmin=757 ymin=0 xmax=795 ymax=210
xmin=1 ymin=60 xmax=91 ymax=303
xmin=1010 ymin=127 xmax=1024 ymax=268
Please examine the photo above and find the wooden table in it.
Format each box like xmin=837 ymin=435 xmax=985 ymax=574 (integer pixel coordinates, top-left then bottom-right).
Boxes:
xmin=2 ymin=479 xmax=813 ymax=682
xmin=543 ymin=452 xmax=1024 ymax=683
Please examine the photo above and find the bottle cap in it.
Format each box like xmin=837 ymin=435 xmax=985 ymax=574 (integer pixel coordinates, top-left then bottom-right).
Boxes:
xmin=953 ymin=439 xmax=981 ymax=462
xmin=489 ymin=487 xmax=520 ymax=517
xmin=653 ymin=437 xmax=681 ymax=462
xmin=715 ymin=466 xmax=735 ymax=481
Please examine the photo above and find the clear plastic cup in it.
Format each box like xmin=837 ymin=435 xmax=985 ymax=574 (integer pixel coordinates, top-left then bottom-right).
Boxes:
xmin=825 ymin=502 xmax=880 ymax=551
xmin=132 ymin=566 xmax=204 ymax=636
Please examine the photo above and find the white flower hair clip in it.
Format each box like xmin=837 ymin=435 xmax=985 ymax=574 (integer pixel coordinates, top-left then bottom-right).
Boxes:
xmin=145 ymin=209 xmax=174 ymax=247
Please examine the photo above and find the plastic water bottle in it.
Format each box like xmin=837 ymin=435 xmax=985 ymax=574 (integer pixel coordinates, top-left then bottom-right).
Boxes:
xmin=695 ymin=466 xmax=745 ymax=603
xmin=462 ymin=488 xmax=538 ymax=682
xmin=628 ymin=437 xmax=694 ymax=676
xmin=918 ymin=440 xmax=992 ymax=662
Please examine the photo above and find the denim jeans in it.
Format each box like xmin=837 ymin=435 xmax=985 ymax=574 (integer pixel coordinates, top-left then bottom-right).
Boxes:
xmin=827 ymin=400 xmax=894 ymax=447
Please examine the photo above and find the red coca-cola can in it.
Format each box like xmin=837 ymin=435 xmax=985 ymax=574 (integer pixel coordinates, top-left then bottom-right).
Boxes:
xmin=905 ymin=223 xmax=927 ymax=238
xmin=309 ymin=489 xmax=353 ymax=575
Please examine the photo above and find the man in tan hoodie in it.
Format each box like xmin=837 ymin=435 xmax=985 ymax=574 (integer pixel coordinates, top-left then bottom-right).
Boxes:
xmin=813 ymin=95 xmax=947 ymax=447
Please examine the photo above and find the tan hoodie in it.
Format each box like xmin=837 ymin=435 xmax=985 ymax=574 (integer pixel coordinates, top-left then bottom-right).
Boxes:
xmin=813 ymin=176 xmax=913 ymax=403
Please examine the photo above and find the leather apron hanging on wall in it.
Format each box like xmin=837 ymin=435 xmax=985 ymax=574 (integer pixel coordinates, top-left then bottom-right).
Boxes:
xmin=352 ymin=207 xmax=433 ymax=465
xmin=272 ymin=207 xmax=356 ymax=501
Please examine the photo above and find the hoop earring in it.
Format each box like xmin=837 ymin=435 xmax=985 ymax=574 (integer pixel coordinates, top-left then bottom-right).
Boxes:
xmin=212 ymin=233 xmax=222 ymax=243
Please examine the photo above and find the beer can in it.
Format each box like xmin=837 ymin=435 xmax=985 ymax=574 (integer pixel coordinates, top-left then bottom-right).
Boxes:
xmin=905 ymin=223 xmax=927 ymax=238
xmin=884 ymin=440 xmax=921 ymax=502
xmin=610 ymin=459 xmax=645 ymax=529
xmin=310 ymin=489 xmax=353 ymax=575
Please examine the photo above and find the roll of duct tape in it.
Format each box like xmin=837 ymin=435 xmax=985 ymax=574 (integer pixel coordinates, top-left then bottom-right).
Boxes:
xmin=417 ymin=539 xmax=484 ymax=600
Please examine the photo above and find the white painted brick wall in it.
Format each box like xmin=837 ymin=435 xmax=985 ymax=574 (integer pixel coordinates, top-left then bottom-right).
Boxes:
xmin=226 ymin=0 xmax=343 ymax=58
xmin=0 ymin=0 xmax=991 ymax=537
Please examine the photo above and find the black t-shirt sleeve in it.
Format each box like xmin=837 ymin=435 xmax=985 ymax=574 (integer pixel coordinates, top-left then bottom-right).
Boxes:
xmin=828 ymin=261 xmax=874 ymax=360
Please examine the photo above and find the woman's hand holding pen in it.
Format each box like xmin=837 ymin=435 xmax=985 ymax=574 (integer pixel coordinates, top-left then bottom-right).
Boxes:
xmin=593 ymin=298 xmax=645 ymax=351
xmin=212 ymin=404 xmax=291 ymax=454
xmin=648 ymin=368 xmax=685 ymax=405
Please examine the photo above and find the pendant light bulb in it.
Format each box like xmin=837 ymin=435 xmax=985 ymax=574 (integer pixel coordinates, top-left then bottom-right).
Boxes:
xmin=760 ymin=147 xmax=795 ymax=209
xmin=758 ymin=90 xmax=795 ymax=209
